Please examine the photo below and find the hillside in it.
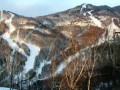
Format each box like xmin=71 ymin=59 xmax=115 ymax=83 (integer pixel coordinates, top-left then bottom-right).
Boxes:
xmin=0 ymin=4 xmax=120 ymax=90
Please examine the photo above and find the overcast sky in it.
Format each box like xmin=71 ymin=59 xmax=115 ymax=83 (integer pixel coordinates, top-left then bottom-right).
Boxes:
xmin=0 ymin=0 xmax=120 ymax=17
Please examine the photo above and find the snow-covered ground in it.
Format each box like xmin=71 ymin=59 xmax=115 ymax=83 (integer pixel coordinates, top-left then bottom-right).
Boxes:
xmin=1 ymin=7 xmax=120 ymax=83
xmin=37 ymin=60 xmax=51 ymax=74
xmin=1 ymin=12 xmax=27 ymax=64
xmin=80 ymin=4 xmax=87 ymax=16
xmin=97 ymin=31 xmax=106 ymax=45
xmin=24 ymin=43 xmax=40 ymax=72
xmin=1 ymin=11 xmax=41 ymax=73
xmin=2 ymin=33 xmax=27 ymax=57
xmin=35 ymin=27 xmax=51 ymax=34
xmin=0 ymin=11 xmax=4 ymax=21
xmin=108 ymin=18 xmax=120 ymax=40
xmin=55 ymin=52 xmax=80 ymax=75
xmin=23 ymin=30 xmax=33 ymax=41
xmin=5 ymin=12 xmax=15 ymax=32
xmin=0 ymin=87 xmax=16 ymax=90
xmin=88 ymin=10 xmax=102 ymax=27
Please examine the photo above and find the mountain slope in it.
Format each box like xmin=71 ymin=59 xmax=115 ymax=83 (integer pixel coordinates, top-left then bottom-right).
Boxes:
xmin=0 ymin=4 xmax=120 ymax=89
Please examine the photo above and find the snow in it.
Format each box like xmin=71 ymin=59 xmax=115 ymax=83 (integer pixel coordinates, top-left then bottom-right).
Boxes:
xmin=56 ymin=21 xmax=71 ymax=26
xmin=79 ymin=46 xmax=90 ymax=61
xmin=1 ymin=11 xmax=41 ymax=73
xmin=23 ymin=26 xmax=35 ymax=29
xmin=55 ymin=63 xmax=65 ymax=74
xmin=1 ymin=12 xmax=27 ymax=63
xmin=80 ymin=4 xmax=87 ymax=15
xmin=90 ymin=16 xmax=102 ymax=27
xmin=16 ymin=30 xmax=20 ymax=40
xmin=0 ymin=11 xmax=4 ymax=21
xmin=23 ymin=30 xmax=33 ymax=41
xmin=109 ymin=81 xmax=113 ymax=86
xmin=61 ymin=30 xmax=72 ymax=38
xmin=31 ymin=60 xmax=51 ymax=81
xmin=24 ymin=43 xmax=40 ymax=72
xmin=42 ymin=20 xmax=52 ymax=26
xmin=37 ymin=60 xmax=51 ymax=74
xmin=55 ymin=52 xmax=79 ymax=75
xmin=108 ymin=18 xmax=120 ymax=40
xmin=95 ymin=81 xmax=113 ymax=90
xmin=2 ymin=33 xmax=27 ymax=57
xmin=97 ymin=31 xmax=106 ymax=45
xmin=104 ymin=83 xmax=109 ymax=88
xmin=64 ymin=47 xmax=70 ymax=51
xmin=82 ymin=4 xmax=87 ymax=8
xmin=5 ymin=12 xmax=15 ymax=33
xmin=0 ymin=87 xmax=16 ymax=90
xmin=88 ymin=10 xmax=102 ymax=27
xmin=35 ymin=27 xmax=51 ymax=34
xmin=0 ymin=76 xmax=9 ymax=85
xmin=78 ymin=29 xmax=87 ymax=37
xmin=94 ymin=18 xmax=120 ymax=45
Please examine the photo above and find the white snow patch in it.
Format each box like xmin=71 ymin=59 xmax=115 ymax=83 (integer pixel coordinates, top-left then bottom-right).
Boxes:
xmin=37 ymin=60 xmax=51 ymax=74
xmin=5 ymin=12 xmax=15 ymax=33
xmin=1 ymin=11 xmax=41 ymax=73
xmin=2 ymin=33 xmax=27 ymax=57
xmin=32 ymin=60 xmax=51 ymax=81
xmin=24 ymin=43 xmax=40 ymax=72
xmin=55 ymin=52 xmax=80 ymax=75
xmin=56 ymin=21 xmax=71 ymax=26
xmin=0 ymin=76 xmax=9 ymax=85
xmin=78 ymin=29 xmax=87 ymax=37
xmin=0 ymin=10 xmax=4 ymax=21
xmin=24 ymin=30 xmax=33 ymax=41
xmin=16 ymin=30 xmax=20 ymax=40
xmin=55 ymin=63 xmax=66 ymax=74
xmin=104 ymin=83 xmax=109 ymax=88
xmin=109 ymin=81 xmax=113 ymax=86
xmin=108 ymin=18 xmax=120 ymax=40
xmin=42 ymin=20 xmax=52 ymax=26
xmin=82 ymin=4 xmax=87 ymax=8
xmin=97 ymin=31 xmax=106 ymax=45
xmin=35 ymin=27 xmax=51 ymax=34
xmin=23 ymin=26 xmax=35 ymax=29
xmin=0 ymin=87 xmax=16 ymax=90
xmin=80 ymin=4 xmax=87 ymax=16
xmin=88 ymin=10 xmax=102 ymax=27
xmin=54 ymin=46 xmax=91 ymax=75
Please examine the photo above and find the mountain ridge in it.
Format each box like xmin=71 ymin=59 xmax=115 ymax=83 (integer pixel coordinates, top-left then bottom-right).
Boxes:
xmin=0 ymin=4 xmax=120 ymax=89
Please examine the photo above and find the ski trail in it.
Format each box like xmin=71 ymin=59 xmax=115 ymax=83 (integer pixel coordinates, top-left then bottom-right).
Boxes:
xmin=24 ymin=30 xmax=33 ymax=41
xmin=88 ymin=10 xmax=102 ymax=27
xmin=80 ymin=4 xmax=87 ymax=16
xmin=55 ymin=52 xmax=80 ymax=75
xmin=0 ymin=10 xmax=4 ymax=21
xmin=37 ymin=60 xmax=51 ymax=75
xmin=108 ymin=18 xmax=120 ymax=40
xmin=2 ymin=12 xmax=27 ymax=63
xmin=24 ymin=43 xmax=40 ymax=72
xmin=5 ymin=12 xmax=15 ymax=33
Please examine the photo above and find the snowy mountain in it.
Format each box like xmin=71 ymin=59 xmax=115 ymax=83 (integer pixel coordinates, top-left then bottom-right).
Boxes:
xmin=0 ymin=4 xmax=120 ymax=90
